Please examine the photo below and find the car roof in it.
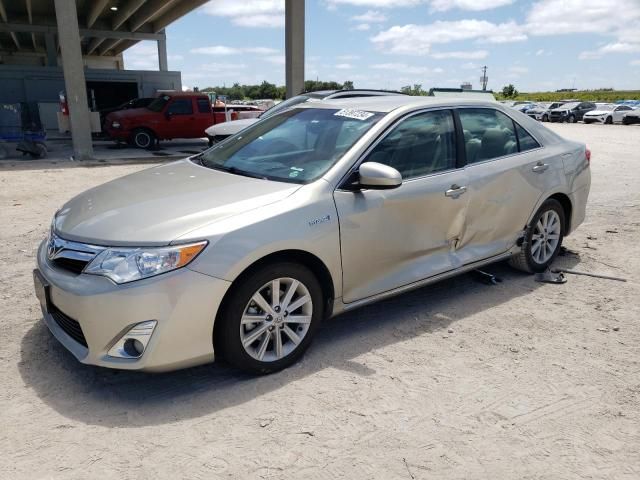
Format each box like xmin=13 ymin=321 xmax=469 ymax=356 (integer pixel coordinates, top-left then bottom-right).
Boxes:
xmin=297 ymin=95 xmax=501 ymax=113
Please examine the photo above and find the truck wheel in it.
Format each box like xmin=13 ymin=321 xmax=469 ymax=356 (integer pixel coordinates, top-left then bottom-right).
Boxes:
xmin=131 ymin=128 xmax=155 ymax=149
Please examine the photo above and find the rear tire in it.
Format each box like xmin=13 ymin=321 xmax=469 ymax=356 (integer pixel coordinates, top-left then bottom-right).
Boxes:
xmin=568 ymin=115 xmax=576 ymax=123
xmin=214 ymin=262 xmax=323 ymax=374
xmin=605 ymin=116 xmax=613 ymax=124
xmin=131 ymin=128 xmax=155 ymax=149
xmin=509 ymin=199 xmax=565 ymax=273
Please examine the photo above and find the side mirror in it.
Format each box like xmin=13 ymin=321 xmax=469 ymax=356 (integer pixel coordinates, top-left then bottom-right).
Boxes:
xmin=357 ymin=162 xmax=402 ymax=190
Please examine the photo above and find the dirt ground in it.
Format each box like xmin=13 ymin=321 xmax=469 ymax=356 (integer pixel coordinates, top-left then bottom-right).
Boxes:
xmin=1 ymin=123 xmax=639 ymax=480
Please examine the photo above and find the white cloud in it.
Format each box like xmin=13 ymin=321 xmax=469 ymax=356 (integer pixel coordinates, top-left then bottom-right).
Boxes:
xmin=265 ymin=55 xmax=285 ymax=65
xmin=371 ymin=63 xmax=443 ymax=75
xmin=328 ymin=0 xmax=512 ymax=10
xmin=526 ymin=0 xmax=640 ymax=35
xmin=351 ymin=10 xmax=387 ymax=22
xmin=371 ymin=20 xmax=526 ymax=55
xmin=509 ymin=66 xmax=529 ymax=74
xmin=354 ymin=23 xmax=371 ymax=31
xmin=535 ymin=49 xmax=544 ymax=56
xmin=461 ymin=62 xmax=480 ymax=70
xmin=430 ymin=50 xmax=488 ymax=59
xmin=337 ymin=54 xmax=361 ymax=60
xmin=200 ymin=63 xmax=248 ymax=71
xmin=328 ymin=0 xmax=422 ymax=8
xmin=429 ymin=0 xmax=514 ymax=12
xmin=201 ymin=0 xmax=284 ymax=28
xmin=190 ymin=45 xmax=279 ymax=56
xmin=335 ymin=63 xmax=354 ymax=69
xmin=579 ymin=42 xmax=640 ymax=60
xmin=631 ymin=59 xmax=640 ymax=66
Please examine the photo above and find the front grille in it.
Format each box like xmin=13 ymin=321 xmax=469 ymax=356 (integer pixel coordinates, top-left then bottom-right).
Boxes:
xmin=51 ymin=257 xmax=89 ymax=274
xmin=50 ymin=304 xmax=88 ymax=347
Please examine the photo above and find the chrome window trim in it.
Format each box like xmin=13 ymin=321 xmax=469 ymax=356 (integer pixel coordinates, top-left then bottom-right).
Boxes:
xmin=336 ymin=106 xmax=460 ymax=190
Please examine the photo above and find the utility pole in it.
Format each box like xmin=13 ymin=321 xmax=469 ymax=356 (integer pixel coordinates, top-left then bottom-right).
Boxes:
xmin=480 ymin=66 xmax=488 ymax=91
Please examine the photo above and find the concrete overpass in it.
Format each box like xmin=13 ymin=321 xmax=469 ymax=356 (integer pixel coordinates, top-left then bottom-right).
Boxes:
xmin=0 ymin=0 xmax=305 ymax=160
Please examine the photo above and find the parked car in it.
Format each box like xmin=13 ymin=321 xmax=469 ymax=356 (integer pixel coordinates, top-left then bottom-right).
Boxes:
xmin=548 ymin=102 xmax=596 ymax=123
xmin=583 ymin=104 xmax=635 ymax=124
xmin=104 ymin=92 xmax=239 ymax=148
xmin=98 ymin=97 xmax=154 ymax=126
xmin=526 ymin=102 xmax=565 ymax=122
xmin=34 ymin=97 xmax=590 ymax=373
xmin=205 ymin=89 xmax=406 ymax=144
xmin=622 ymin=108 xmax=640 ymax=125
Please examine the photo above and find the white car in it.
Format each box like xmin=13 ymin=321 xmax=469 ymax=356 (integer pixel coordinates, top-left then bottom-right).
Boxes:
xmin=583 ymin=104 xmax=635 ymax=124
xmin=205 ymin=90 xmax=406 ymax=144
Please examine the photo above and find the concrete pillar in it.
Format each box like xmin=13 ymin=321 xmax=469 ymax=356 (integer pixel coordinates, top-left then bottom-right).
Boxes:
xmin=54 ymin=0 xmax=93 ymax=160
xmin=157 ymin=31 xmax=168 ymax=72
xmin=45 ymin=34 xmax=57 ymax=67
xmin=285 ymin=0 xmax=304 ymax=98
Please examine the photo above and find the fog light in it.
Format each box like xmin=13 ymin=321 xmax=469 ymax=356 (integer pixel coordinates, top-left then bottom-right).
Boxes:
xmin=108 ymin=320 xmax=157 ymax=359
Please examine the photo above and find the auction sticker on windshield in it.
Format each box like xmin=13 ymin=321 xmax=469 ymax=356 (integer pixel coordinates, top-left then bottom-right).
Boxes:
xmin=334 ymin=109 xmax=375 ymax=121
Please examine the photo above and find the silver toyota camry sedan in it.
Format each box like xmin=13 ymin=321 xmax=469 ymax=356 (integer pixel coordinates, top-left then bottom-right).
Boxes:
xmin=33 ymin=96 xmax=591 ymax=373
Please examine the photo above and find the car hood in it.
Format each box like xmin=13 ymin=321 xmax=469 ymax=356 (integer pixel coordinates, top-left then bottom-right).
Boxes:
xmin=54 ymin=159 xmax=300 ymax=246
xmin=584 ymin=110 xmax=610 ymax=115
xmin=205 ymin=118 xmax=258 ymax=137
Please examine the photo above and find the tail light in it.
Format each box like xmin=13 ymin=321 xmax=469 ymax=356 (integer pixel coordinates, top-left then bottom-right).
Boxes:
xmin=585 ymin=147 xmax=591 ymax=165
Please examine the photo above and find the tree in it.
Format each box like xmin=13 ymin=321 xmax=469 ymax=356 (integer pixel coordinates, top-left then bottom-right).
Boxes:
xmin=502 ymin=84 xmax=519 ymax=98
xmin=400 ymin=84 xmax=427 ymax=96
xmin=342 ymin=80 xmax=354 ymax=90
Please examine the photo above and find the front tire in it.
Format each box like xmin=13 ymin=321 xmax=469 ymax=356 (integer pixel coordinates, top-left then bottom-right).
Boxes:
xmin=605 ymin=116 xmax=613 ymax=124
xmin=215 ymin=262 xmax=323 ymax=374
xmin=542 ymin=114 xmax=548 ymax=122
xmin=131 ymin=128 xmax=155 ymax=149
xmin=509 ymin=199 xmax=565 ymax=273
xmin=568 ymin=114 xmax=576 ymax=123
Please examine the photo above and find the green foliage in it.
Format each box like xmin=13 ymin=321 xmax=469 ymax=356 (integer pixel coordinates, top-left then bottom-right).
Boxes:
xmin=201 ymin=80 xmax=354 ymax=100
xmin=502 ymin=84 xmax=519 ymax=98
xmin=495 ymin=89 xmax=640 ymax=102
xmin=400 ymin=84 xmax=428 ymax=96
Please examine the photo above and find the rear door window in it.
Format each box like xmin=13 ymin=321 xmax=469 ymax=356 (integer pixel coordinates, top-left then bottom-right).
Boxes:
xmin=514 ymin=124 xmax=540 ymax=152
xmin=197 ymin=98 xmax=210 ymax=113
xmin=458 ymin=109 xmax=518 ymax=163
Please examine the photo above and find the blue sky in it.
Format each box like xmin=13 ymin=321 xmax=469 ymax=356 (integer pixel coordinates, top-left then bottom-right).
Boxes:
xmin=123 ymin=0 xmax=640 ymax=92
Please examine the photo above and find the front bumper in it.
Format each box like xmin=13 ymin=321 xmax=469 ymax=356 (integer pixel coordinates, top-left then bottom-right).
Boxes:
xmin=583 ymin=116 xmax=605 ymax=124
xmin=35 ymin=240 xmax=231 ymax=372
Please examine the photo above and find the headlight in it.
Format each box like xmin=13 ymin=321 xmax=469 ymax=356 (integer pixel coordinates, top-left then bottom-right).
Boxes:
xmin=84 ymin=241 xmax=207 ymax=284
xmin=111 ymin=121 xmax=121 ymax=128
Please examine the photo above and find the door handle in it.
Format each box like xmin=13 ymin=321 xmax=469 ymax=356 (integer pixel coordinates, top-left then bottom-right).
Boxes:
xmin=445 ymin=184 xmax=467 ymax=198
xmin=532 ymin=162 xmax=549 ymax=173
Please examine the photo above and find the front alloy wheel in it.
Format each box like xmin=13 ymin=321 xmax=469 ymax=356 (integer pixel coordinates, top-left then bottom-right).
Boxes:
xmin=215 ymin=263 xmax=323 ymax=373
xmin=240 ymin=278 xmax=312 ymax=362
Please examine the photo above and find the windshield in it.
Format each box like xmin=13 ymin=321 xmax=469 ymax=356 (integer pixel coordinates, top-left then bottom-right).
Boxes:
xmin=147 ymin=95 xmax=171 ymax=112
xmin=596 ymin=104 xmax=614 ymax=111
xmin=196 ymin=107 xmax=383 ymax=184
xmin=562 ymin=102 xmax=580 ymax=109
xmin=259 ymin=95 xmax=312 ymax=119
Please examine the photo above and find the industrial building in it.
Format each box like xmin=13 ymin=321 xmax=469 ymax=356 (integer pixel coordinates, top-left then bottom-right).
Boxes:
xmin=0 ymin=0 xmax=306 ymax=160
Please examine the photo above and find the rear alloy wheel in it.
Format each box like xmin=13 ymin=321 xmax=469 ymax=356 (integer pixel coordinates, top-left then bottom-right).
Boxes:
xmin=509 ymin=199 xmax=565 ymax=273
xmin=605 ymin=116 xmax=613 ymax=124
xmin=131 ymin=128 xmax=155 ymax=149
xmin=215 ymin=263 xmax=323 ymax=373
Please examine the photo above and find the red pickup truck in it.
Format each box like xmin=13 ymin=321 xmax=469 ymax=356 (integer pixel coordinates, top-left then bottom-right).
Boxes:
xmin=104 ymin=92 xmax=242 ymax=149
